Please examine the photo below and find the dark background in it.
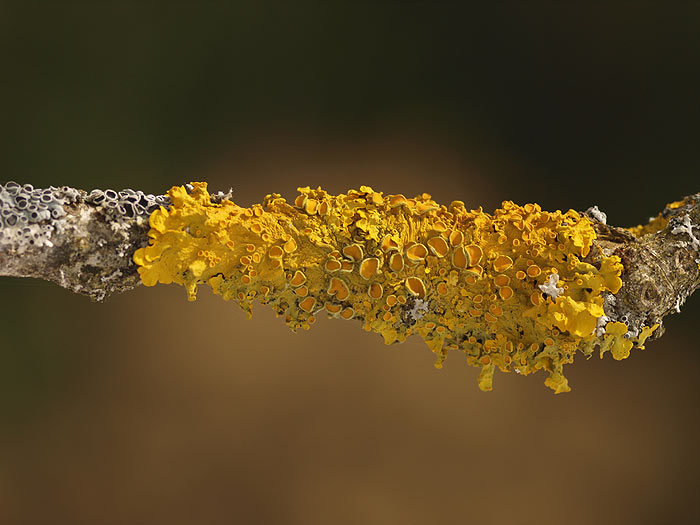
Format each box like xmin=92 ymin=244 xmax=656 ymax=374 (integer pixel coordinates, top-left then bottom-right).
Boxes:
xmin=1 ymin=4 xmax=699 ymax=524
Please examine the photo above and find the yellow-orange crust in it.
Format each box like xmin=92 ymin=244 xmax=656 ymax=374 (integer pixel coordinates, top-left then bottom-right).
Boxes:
xmin=134 ymin=183 xmax=658 ymax=393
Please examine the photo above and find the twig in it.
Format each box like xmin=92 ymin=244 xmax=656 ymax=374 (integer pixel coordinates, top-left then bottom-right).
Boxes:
xmin=1 ymin=181 xmax=698 ymax=392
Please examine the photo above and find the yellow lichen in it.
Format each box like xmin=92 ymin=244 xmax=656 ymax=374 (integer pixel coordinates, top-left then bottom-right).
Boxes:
xmin=627 ymin=214 xmax=669 ymax=237
xmin=134 ymin=183 xmax=658 ymax=393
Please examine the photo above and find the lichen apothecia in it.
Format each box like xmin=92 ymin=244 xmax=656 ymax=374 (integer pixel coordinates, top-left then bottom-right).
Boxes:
xmin=134 ymin=183 xmax=659 ymax=393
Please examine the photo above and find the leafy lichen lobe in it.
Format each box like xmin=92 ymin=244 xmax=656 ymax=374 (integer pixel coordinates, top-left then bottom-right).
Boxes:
xmin=134 ymin=183 xmax=658 ymax=393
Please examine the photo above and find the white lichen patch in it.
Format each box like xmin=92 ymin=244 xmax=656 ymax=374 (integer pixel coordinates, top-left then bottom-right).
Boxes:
xmin=84 ymin=188 xmax=169 ymax=226
xmin=586 ymin=205 xmax=607 ymax=224
xmin=406 ymin=298 xmax=429 ymax=323
xmin=0 ymin=183 xmax=78 ymax=253
xmin=670 ymin=214 xmax=700 ymax=264
xmin=671 ymin=214 xmax=700 ymax=250
xmin=101 ymin=269 xmax=123 ymax=283
xmin=539 ymin=273 xmax=564 ymax=299
xmin=675 ymin=295 xmax=684 ymax=313
xmin=595 ymin=314 xmax=610 ymax=337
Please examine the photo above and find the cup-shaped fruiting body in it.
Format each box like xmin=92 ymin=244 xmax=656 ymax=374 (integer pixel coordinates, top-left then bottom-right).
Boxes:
xmin=0 ymin=181 xmax=168 ymax=253
xmin=134 ymin=183 xmax=659 ymax=393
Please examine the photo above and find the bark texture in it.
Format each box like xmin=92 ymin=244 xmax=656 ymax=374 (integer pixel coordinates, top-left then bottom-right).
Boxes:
xmin=584 ymin=194 xmax=700 ymax=341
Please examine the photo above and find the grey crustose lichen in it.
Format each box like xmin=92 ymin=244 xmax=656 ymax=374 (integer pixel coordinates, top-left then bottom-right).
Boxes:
xmin=0 ymin=181 xmax=169 ymax=300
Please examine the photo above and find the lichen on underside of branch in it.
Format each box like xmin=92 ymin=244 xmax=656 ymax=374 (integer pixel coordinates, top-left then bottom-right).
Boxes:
xmin=2 ymin=181 xmax=699 ymax=393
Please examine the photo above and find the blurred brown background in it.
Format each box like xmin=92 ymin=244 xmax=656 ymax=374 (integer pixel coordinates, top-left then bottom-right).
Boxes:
xmin=1 ymin=4 xmax=700 ymax=524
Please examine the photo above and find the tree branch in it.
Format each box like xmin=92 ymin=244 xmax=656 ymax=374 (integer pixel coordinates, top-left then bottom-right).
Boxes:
xmin=583 ymin=195 xmax=700 ymax=341
xmin=0 ymin=183 xmax=164 ymax=300
xmin=0 ymin=182 xmax=229 ymax=300
xmin=1 ymin=181 xmax=698 ymax=392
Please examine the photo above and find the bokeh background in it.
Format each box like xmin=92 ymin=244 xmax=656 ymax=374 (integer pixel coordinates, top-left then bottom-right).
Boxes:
xmin=1 ymin=3 xmax=700 ymax=524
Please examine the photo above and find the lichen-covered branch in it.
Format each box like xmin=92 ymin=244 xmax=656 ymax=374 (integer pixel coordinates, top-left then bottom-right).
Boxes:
xmin=1 ymin=181 xmax=698 ymax=393
xmin=0 ymin=182 xmax=228 ymax=300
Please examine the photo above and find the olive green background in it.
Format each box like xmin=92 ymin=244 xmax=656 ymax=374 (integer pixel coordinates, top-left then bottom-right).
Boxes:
xmin=1 ymin=4 xmax=699 ymax=524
